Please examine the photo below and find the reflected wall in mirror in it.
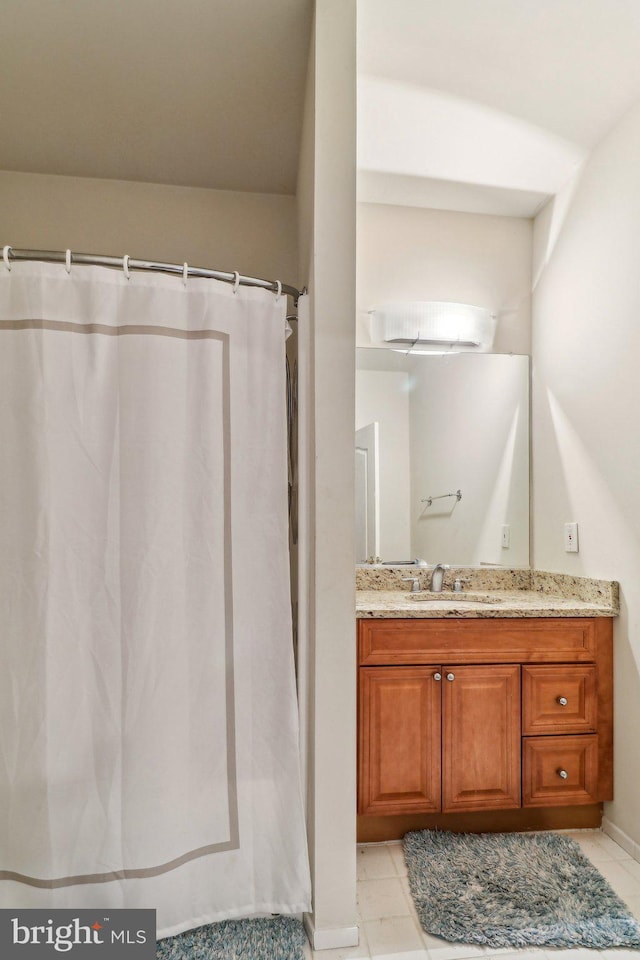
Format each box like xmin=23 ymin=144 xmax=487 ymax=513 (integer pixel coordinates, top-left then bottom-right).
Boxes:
xmin=355 ymin=349 xmax=530 ymax=567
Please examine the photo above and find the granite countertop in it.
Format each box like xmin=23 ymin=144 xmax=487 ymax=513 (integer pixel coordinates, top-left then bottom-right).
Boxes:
xmin=355 ymin=568 xmax=619 ymax=619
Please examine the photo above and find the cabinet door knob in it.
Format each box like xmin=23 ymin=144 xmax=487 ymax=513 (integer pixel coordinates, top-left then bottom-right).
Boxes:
xmin=557 ymin=769 xmax=569 ymax=780
xmin=557 ymin=696 xmax=568 ymax=706
xmin=446 ymin=673 xmax=455 ymax=682
xmin=433 ymin=672 xmax=442 ymax=681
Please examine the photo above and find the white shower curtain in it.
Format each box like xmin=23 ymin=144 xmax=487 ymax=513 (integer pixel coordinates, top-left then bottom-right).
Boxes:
xmin=0 ymin=261 xmax=311 ymax=937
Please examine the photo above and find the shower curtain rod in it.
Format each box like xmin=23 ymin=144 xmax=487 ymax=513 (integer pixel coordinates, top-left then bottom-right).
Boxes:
xmin=2 ymin=247 xmax=302 ymax=303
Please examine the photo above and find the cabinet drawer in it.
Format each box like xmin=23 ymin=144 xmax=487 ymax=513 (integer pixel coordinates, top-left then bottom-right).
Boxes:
xmin=358 ymin=618 xmax=600 ymax=665
xmin=523 ymin=735 xmax=599 ymax=807
xmin=522 ymin=665 xmax=597 ymax=735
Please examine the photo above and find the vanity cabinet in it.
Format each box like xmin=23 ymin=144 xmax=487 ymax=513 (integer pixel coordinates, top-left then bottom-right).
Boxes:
xmin=357 ymin=617 xmax=613 ymax=820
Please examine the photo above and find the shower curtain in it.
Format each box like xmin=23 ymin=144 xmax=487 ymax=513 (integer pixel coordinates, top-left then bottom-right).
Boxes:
xmin=0 ymin=261 xmax=311 ymax=937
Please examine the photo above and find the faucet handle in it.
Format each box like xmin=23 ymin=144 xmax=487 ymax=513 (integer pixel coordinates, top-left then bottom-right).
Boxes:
xmin=453 ymin=577 xmax=470 ymax=593
xmin=401 ymin=576 xmax=421 ymax=593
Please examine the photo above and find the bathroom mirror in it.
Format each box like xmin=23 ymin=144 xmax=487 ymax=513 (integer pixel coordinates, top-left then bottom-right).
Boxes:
xmin=355 ymin=349 xmax=530 ymax=567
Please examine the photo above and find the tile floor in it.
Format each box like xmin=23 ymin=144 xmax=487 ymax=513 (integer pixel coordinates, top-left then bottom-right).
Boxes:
xmin=304 ymin=830 xmax=640 ymax=960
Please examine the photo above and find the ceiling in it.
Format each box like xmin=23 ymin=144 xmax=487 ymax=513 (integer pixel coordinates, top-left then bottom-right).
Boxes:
xmin=5 ymin=1 xmax=640 ymax=213
xmin=0 ymin=0 xmax=313 ymax=195
xmin=358 ymin=0 xmax=640 ymax=216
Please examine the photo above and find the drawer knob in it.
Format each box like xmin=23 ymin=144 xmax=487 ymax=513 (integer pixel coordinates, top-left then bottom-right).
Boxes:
xmin=446 ymin=673 xmax=455 ymax=682
xmin=557 ymin=696 xmax=568 ymax=706
xmin=558 ymin=769 xmax=569 ymax=780
xmin=433 ymin=672 xmax=442 ymax=681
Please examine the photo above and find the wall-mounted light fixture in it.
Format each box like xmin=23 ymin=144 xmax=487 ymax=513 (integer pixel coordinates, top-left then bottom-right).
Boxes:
xmin=369 ymin=301 xmax=496 ymax=354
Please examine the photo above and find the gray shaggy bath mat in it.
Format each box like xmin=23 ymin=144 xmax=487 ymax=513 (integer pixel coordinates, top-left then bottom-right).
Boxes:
xmin=404 ymin=829 xmax=640 ymax=949
xmin=156 ymin=916 xmax=306 ymax=960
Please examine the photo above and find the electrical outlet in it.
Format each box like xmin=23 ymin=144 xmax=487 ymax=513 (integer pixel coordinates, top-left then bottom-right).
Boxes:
xmin=501 ymin=524 xmax=510 ymax=549
xmin=564 ymin=522 xmax=579 ymax=553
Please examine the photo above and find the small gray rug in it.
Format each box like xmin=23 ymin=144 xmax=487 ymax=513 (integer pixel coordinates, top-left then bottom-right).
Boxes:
xmin=156 ymin=916 xmax=306 ymax=960
xmin=404 ymin=829 xmax=640 ymax=949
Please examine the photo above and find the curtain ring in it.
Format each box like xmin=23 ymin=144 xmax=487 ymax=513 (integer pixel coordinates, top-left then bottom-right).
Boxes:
xmin=232 ymin=271 xmax=240 ymax=294
xmin=183 ymin=262 xmax=189 ymax=287
xmin=275 ymin=280 xmax=282 ymax=301
xmin=123 ymin=254 xmax=131 ymax=280
xmin=2 ymin=246 xmax=12 ymax=271
xmin=65 ymin=249 xmax=72 ymax=274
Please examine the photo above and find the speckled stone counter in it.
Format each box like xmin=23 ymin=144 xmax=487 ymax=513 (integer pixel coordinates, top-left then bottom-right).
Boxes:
xmin=355 ymin=567 xmax=619 ymax=619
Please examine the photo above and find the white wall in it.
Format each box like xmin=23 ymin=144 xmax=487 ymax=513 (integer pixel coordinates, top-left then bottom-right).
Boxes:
xmin=356 ymin=370 xmax=411 ymax=559
xmin=356 ymin=202 xmax=532 ymax=355
xmin=408 ymin=354 xmax=529 ymax=566
xmin=0 ymin=169 xmax=298 ymax=284
xmin=532 ymin=98 xmax=640 ymax=846
xmin=296 ymin=0 xmax=358 ymax=950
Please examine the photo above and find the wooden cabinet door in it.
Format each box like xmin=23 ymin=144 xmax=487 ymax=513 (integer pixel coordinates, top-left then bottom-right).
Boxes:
xmin=442 ymin=664 xmax=521 ymax=813
xmin=358 ymin=666 xmax=441 ymax=815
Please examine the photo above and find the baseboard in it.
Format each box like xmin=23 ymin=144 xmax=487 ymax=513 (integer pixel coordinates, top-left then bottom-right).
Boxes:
xmin=602 ymin=816 xmax=640 ymax=862
xmin=303 ymin=915 xmax=359 ymax=951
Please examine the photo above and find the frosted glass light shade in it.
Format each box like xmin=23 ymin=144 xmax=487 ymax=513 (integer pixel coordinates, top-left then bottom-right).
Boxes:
xmin=369 ymin=301 xmax=496 ymax=353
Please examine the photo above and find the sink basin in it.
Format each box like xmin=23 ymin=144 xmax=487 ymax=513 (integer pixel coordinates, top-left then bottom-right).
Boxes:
xmin=409 ymin=591 xmax=503 ymax=604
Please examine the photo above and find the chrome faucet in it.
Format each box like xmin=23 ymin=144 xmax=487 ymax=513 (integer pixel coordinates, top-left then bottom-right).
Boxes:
xmin=429 ymin=563 xmax=449 ymax=593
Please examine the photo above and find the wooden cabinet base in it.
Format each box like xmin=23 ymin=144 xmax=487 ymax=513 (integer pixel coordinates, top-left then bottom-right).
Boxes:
xmin=357 ymin=803 xmax=603 ymax=843
xmin=357 ymin=617 xmax=614 ymax=827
